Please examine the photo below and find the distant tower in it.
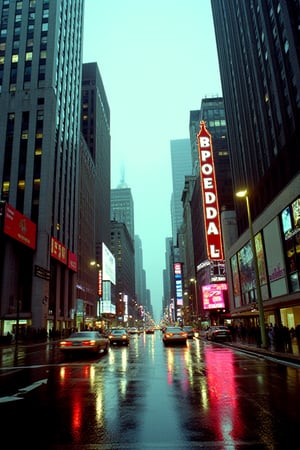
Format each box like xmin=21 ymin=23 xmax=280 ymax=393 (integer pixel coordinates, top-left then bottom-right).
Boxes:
xmin=111 ymin=176 xmax=135 ymax=243
xmin=170 ymin=139 xmax=193 ymax=244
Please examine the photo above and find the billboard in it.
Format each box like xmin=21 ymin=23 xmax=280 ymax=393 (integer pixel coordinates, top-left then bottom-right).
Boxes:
xmin=197 ymin=121 xmax=224 ymax=260
xmin=202 ymin=283 xmax=227 ymax=309
xmin=173 ymin=262 xmax=183 ymax=306
xmin=102 ymin=242 xmax=116 ymax=284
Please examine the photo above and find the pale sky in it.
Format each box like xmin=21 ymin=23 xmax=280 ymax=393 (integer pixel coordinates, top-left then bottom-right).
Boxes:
xmin=83 ymin=0 xmax=222 ymax=321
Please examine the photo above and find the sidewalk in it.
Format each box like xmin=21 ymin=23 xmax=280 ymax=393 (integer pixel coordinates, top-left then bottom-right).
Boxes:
xmin=198 ymin=331 xmax=300 ymax=366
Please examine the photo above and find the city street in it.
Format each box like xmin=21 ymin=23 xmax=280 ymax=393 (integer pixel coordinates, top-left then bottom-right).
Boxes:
xmin=0 ymin=331 xmax=300 ymax=449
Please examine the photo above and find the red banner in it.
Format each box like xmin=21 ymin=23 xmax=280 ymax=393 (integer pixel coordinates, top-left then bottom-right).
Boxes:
xmin=3 ymin=203 xmax=36 ymax=249
xmin=68 ymin=250 xmax=78 ymax=272
xmin=197 ymin=121 xmax=224 ymax=260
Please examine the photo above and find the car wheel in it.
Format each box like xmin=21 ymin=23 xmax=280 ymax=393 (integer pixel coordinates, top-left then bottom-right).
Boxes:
xmin=103 ymin=344 xmax=108 ymax=354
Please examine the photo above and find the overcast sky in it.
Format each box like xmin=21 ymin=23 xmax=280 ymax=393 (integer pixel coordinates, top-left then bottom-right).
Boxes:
xmin=82 ymin=0 xmax=222 ymax=321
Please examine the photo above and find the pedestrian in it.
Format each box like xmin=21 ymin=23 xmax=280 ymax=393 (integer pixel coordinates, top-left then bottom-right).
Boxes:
xmin=295 ymin=324 xmax=300 ymax=353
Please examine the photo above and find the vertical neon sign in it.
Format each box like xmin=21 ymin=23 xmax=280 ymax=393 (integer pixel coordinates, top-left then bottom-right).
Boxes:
xmin=197 ymin=121 xmax=224 ymax=260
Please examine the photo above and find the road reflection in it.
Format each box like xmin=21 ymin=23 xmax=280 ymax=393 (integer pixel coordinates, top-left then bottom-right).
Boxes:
xmin=205 ymin=347 xmax=240 ymax=446
xmin=1 ymin=332 xmax=300 ymax=448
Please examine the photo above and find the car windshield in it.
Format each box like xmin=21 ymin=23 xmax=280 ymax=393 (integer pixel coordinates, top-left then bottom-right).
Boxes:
xmin=69 ymin=332 xmax=97 ymax=338
xmin=166 ymin=327 xmax=182 ymax=332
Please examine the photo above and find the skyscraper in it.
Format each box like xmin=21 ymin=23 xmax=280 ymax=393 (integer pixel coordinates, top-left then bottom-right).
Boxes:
xmin=170 ymin=139 xmax=192 ymax=244
xmin=111 ymin=181 xmax=135 ymax=243
xmin=81 ymin=62 xmax=111 ymax=253
xmin=0 ymin=0 xmax=84 ymax=334
xmin=211 ymin=0 xmax=300 ymax=327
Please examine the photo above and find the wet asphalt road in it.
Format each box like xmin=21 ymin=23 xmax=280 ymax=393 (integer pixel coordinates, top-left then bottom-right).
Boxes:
xmin=1 ymin=332 xmax=300 ymax=449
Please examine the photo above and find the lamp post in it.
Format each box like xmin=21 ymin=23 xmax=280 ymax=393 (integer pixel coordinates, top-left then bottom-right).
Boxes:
xmin=90 ymin=260 xmax=101 ymax=326
xmin=190 ymin=278 xmax=198 ymax=323
xmin=236 ymin=190 xmax=268 ymax=348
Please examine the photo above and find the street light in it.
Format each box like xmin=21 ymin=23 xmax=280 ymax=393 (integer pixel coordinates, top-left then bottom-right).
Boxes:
xmin=236 ymin=189 xmax=268 ymax=348
xmin=190 ymin=278 xmax=198 ymax=321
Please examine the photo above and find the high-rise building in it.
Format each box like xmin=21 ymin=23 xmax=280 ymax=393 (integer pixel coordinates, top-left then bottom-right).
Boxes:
xmin=110 ymin=220 xmax=135 ymax=323
xmin=111 ymin=181 xmax=135 ymax=243
xmin=211 ymin=0 xmax=300 ymax=328
xmin=78 ymin=62 xmax=111 ymax=328
xmin=110 ymin=180 xmax=136 ymax=323
xmin=75 ymin=62 xmax=111 ymax=330
xmin=0 ymin=0 xmax=84 ymax=335
xmin=170 ymin=139 xmax=192 ymax=245
xmin=199 ymin=97 xmax=233 ymax=212
xmin=134 ymin=234 xmax=147 ymax=307
xmin=81 ymin=62 xmax=111 ymax=253
xmin=181 ymin=98 xmax=232 ymax=325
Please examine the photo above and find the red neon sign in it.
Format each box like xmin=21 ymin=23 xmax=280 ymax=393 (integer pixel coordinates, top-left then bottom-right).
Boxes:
xmin=50 ymin=236 xmax=67 ymax=264
xmin=197 ymin=121 xmax=224 ymax=260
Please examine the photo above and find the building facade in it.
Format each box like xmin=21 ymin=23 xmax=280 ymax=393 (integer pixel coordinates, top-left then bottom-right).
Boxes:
xmin=81 ymin=62 xmax=111 ymax=254
xmin=170 ymin=139 xmax=192 ymax=245
xmin=78 ymin=62 xmax=111 ymax=329
xmin=211 ymin=0 xmax=300 ymax=329
xmin=110 ymin=220 xmax=136 ymax=325
xmin=111 ymin=183 xmax=135 ymax=243
xmin=0 ymin=0 xmax=84 ymax=337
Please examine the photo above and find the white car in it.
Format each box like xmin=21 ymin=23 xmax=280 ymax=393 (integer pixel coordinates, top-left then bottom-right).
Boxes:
xmin=162 ymin=326 xmax=188 ymax=346
xmin=58 ymin=331 xmax=109 ymax=355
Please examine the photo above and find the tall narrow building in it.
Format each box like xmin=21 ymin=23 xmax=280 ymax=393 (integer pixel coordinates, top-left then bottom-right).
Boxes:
xmin=111 ymin=180 xmax=135 ymax=243
xmin=170 ymin=139 xmax=192 ymax=245
xmin=0 ymin=1 xmax=84 ymax=334
xmin=81 ymin=62 xmax=111 ymax=253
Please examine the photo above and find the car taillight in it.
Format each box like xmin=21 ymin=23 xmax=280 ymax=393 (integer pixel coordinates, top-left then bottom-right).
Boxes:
xmin=82 ymin=340 xmax=95 ymax=346
xmin=60 ymin=341 xmax=72 ymax=347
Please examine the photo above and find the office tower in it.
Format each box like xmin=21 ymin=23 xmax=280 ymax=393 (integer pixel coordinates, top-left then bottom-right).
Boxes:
xmin=211 ymin=0 xmax=300 ymax=327
xmin=110 ymin=180 xmax=136 ymax=322
xmin=110 ymin=220 xmax=135 ymax=322
xmin=211 ymin=0 xmax=300 ymax=227
xmin=78 ymin=62 xmax=111 ymax=328
xmin=199 ymin=97 xmax=233 ymax=212
xmin=178 ymin=98 xmax=232 ymax=325
xmin=81 ymin=62 xmax=111 ymax=253
xmin=134 ymin=234 xmax=147 ymax=307
xmin=111 ymin=181 xmax=135 ymax=243
xmin=170 ymin=139 xmax=192 ymax=244
xmin=0 ymin=0 xmax=84 ymax=334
